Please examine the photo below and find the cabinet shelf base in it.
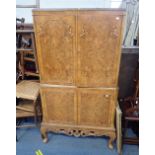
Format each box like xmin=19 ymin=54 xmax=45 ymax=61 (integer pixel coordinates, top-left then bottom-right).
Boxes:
xmin=40 ymin=122 xmax=116 ymax=149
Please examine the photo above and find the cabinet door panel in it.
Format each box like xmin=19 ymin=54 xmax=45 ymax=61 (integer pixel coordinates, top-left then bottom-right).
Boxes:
xmin=77 ymin=11 xmax=124 ymax=87
xmin=78 ymin=88 xmax=117 ymax=127
xmin=34 ymin=12 xmax=76 ymax=85
xmin=40 ymin=86 xmax=77 ymax=125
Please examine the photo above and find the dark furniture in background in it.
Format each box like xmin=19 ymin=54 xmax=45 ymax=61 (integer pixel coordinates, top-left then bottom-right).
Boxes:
xmin=16 ymin=21 xmax=39 ymax=80
xmin=118 ymin=46 xmax=139 ymax=99
xmin=119 ymin=47 xmax=139 ymax=145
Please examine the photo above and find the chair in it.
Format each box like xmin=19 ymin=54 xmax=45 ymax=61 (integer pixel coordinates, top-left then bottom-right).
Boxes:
xmin=122 ymin=95 xmax=139 ymax=144
xmin=121 ymin=72 xmax=139 ymax=145
xmin=16 ymin=80 xmax=41 ymax=140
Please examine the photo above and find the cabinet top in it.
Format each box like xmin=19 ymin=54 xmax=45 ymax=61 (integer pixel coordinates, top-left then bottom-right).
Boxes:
xmin=32 ymin=8 xmax=126 ymax=16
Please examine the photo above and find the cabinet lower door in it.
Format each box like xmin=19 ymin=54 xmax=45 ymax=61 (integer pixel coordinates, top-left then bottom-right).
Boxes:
xmin=40 ymin=86 xmax=77 ymax=125
xmin=78 ymin=88 xmax=117 ymax=128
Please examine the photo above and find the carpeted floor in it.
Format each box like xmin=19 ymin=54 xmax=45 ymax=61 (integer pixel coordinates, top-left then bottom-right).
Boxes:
xmin=16 ymin=127 xmax=139 ymax=155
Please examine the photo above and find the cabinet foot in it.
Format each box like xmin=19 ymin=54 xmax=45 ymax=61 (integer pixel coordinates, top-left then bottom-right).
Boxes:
xmin=41 ymin=127 xmax=48 ymax=143
xmin=42 ymin=137 xmax=48 ymax=143
xmin=108 ymin=133 xmax=116 ymax=149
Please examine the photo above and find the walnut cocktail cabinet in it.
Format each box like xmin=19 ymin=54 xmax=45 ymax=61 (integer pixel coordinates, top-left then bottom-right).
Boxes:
xmin=33 ymin=9 xmax=125 ymax=149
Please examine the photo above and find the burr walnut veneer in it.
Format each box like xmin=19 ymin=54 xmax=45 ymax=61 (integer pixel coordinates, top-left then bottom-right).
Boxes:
xmin=33 ymin=9 xmax=125 ymax=149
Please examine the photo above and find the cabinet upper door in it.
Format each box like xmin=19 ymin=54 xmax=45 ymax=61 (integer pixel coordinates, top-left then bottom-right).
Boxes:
xmin=33 ymin=11 xmax=76 ymax=85
xmin=77 ymin=10 xmax=125 ymax=87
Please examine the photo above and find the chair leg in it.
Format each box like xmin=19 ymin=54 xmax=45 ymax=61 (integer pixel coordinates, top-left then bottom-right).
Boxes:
xmin=124 ymin=119 xmax=128 ymax=138
xmin=16 ymin=119 xmax=21 ymax=142
xmin=33 ymin=100 xmax=38 ymax=127
xmin=123 ymin=119 xmax=139 ymax=144
xmin=16 ymin=135 xmax=18 ymax=142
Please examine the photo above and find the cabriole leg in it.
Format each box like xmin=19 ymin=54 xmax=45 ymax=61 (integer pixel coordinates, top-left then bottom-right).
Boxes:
xmin=108 ymin=132 xmax=116 ymax=149
xmin=41 ymin=127 xmax=48 ymax=143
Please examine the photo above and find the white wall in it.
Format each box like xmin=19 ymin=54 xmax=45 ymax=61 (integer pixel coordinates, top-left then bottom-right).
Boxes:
xmin=41 ymin=0 xmax=105 ymax=8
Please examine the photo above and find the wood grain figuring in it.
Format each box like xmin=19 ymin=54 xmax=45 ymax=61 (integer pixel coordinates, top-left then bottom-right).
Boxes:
xmin=34 ymin=12 xmax=76 ymax=85
xmin=78 ymin=88 xmax=117 ymax=127
xmin=40 ymin=87 xmax=77 ymax=124
xmin=77 ymin=11 xmax=123 ymax=87
xmin=33 ymin=9 xmax=125 ymax=149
